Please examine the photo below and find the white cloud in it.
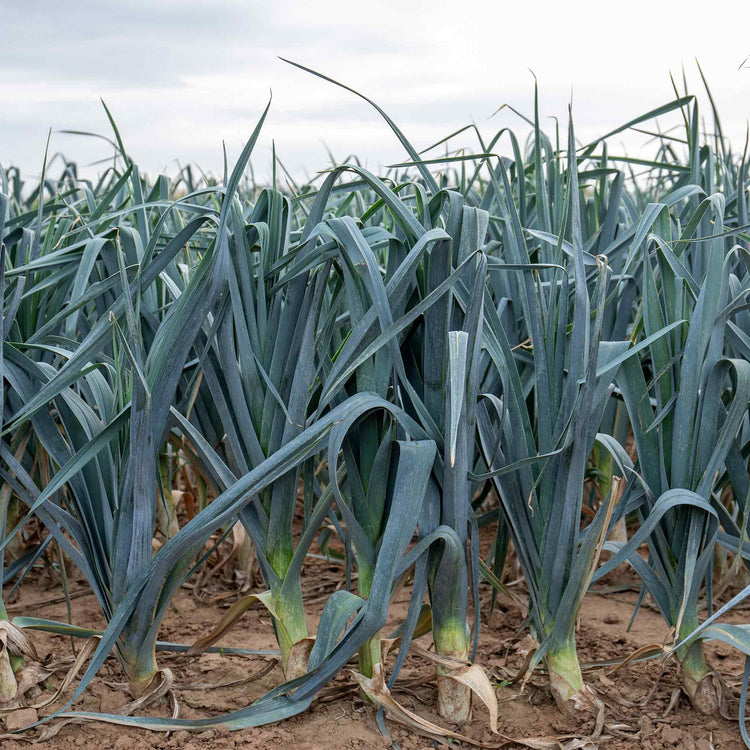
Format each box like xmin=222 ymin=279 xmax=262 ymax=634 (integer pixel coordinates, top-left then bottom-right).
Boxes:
xmin=2 ymin=0 xmax=748 ymax=182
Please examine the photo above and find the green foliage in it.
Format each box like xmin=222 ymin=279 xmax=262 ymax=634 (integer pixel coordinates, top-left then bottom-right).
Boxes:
xmin=0 ymin=64 xmax=748 ymax=738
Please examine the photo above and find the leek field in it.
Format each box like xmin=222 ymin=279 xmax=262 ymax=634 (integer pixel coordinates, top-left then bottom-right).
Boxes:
xmin=0 ymin=65 xmax=749 ymax=748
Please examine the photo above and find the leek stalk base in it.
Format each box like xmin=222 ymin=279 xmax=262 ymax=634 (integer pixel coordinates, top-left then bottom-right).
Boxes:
xmin=357 ymin=565 xmax=381 ymax=681
xmin=120 ymin=640 xmax=158 ymax=697
xmin=436 ymin=668 xmax=472 ymax=724
xmin=276 ymin=592 xmax=310 ymax=681
xmin=0 ymin=647 xmax=17 ymax=703
xmin=433 ymin=619 xmax=472 ymax=725
xmin=358 ymin=634 xmax=382 ymax=681
xmin=546 ymin=641 xmax=599 ymax=714
xmin=679 ymin=640 xmax=720 ymax=715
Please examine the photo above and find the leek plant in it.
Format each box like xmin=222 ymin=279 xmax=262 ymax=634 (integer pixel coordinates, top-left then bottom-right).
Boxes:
xmin=312 ymin=171 xmax=495 ymax=722
xmin=289 ymin=62 xmax=500 ymax=721
xmin=476 ymin=115 xmax=652 ymax=712
xmin=314 ymin=201 xmax=489 ymax=723
xmin=415 ymin=214 xmax=488 ymax=724
xmin=177 ymin=185 xmax=335 ymax=679
xmin=312 ymin=214 xmax=417 ymax=681
xmin=594 ymin=191 xmax=750 ymax=712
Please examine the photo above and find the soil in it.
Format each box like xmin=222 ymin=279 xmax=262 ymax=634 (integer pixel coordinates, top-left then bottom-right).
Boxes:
xmin=1 ymin=535 xmax=748 ymax=749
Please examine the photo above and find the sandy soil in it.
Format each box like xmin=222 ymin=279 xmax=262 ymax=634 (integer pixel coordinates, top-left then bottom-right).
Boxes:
xmin=1 ymin=541 xmax=747 ymax=749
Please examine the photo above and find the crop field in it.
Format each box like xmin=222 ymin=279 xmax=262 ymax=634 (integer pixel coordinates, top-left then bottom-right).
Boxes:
xmin=0 ymin=65 xmax=749 ymax=749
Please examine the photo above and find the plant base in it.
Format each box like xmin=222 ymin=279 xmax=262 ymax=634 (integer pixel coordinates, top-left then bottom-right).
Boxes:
xmin=0 ymin=647 xmax=17 ymax=703
xmin=546 ymin=642 xmax=600 ymax=715
xmin=433 ymin=621 xmax=472 ymax=725
xmin=122 ymin=648 xmax=158 ymax=697
xmin=437 ymin=669 xmax=472 ymax=724
xmin=283 ymin=637 xmax=314 ymax=681
xmin=680 ymin=643 xmax=720 ymax=715
xmin=358 ymin=634 xmax=381 ymax=681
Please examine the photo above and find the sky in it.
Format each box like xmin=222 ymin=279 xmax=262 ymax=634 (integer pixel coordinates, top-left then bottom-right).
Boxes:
xmin=2 ymin=0 xmax=749 ymax=184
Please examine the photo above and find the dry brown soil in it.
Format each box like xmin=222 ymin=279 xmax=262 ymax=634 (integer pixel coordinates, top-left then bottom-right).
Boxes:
xmin=1 ymin=541 xmax=747 ymax=749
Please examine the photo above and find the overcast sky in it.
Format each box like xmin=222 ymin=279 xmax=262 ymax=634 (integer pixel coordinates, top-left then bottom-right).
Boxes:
xmin=2 ymin=0 xmax=749 ymax=183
